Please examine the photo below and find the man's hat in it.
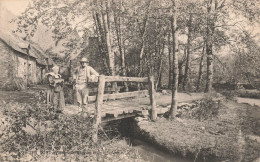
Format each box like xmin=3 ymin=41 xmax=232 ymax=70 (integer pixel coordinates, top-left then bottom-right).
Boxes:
xmin=80 ymin=57 xmax=89 ymax=63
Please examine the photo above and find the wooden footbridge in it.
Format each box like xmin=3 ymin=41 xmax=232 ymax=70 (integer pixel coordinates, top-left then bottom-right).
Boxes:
xmin=64 ymin=75 xmax=158 ymax=122
xmin=64 ymin=75 xmax=159 ymax=142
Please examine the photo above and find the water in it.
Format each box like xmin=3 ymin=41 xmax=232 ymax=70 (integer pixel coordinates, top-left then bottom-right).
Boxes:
xmin=131 ymin=139 xmax=193 ymax=162
xmin=104 ymin=118 xmax=193 ymax=162
xmin=235 ymin=97 xmax=260 ymax=107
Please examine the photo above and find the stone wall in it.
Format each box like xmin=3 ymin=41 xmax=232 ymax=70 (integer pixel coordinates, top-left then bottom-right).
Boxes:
xmin=0 ymin=39 xmax=12 ymax=88
xmin=0 ymin=40 xmax=38 ymax=89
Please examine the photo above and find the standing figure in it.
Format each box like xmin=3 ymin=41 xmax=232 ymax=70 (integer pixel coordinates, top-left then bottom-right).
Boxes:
xmin=73 ymin=57 xmax=99 ymax=115
xmin=46 ymin=65 xmax=65 ymax=113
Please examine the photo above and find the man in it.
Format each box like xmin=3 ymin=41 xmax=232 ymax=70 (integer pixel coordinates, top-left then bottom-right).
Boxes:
xmin=73 ymin=57 xmax=99 ymax=115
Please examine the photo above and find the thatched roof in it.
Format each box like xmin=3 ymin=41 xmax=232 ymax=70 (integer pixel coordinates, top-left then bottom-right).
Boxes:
xmin=0 ymin=30 xmax=37 ymax=58
xmin=0 ymin=30 xmax=54 ymax=66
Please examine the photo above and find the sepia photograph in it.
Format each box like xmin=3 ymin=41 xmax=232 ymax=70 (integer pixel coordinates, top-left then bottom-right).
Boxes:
xmin=0 ymin=0 xmax=259 ymax=161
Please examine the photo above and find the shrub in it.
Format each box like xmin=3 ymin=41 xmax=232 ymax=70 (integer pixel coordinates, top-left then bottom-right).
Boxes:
xmin=0 ymin=99 xmax=95 ymax=160
xmin=236 ymin=89 xmax=260 ymax=99
xmin=0 ymin=94 xmax=143 ymax=161
xmin=192 ymin=97 xmax=221 ymax=121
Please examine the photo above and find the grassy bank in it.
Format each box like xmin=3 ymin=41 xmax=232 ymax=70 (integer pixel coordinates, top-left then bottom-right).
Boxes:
xmin=134 ymin=98 xmax=260 ymax=162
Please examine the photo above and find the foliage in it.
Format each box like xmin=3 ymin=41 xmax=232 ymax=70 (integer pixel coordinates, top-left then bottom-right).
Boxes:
xmin=236 ymin=89 xmax=260 ymax=99
xmin=0 ymin=94 xmax=143 ymax=161
xmin=2 ymin=77 xmax=26 ymax=91
xmin=192 ymin=95 xmax=221 ymax=121
xmin=232 ymin=31 xmax=260 ymax=82
xmin=11 ymin=0 xmax=260 ymax=93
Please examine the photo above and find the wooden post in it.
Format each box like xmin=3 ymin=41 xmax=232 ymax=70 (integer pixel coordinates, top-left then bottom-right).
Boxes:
xmin=149 ymin=76 xmax=157 ymax=120
xmin=92 ymin=75 xmax=105 ymax=142
xmin=137 ymin=83 xmax=141 ymax=91
xmin=124 ymin=82 xmax=129 ymax=92
xmin=113 ymin=82 xmax=118 ymax=93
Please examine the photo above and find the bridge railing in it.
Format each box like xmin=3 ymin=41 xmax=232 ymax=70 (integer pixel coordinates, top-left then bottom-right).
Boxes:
xmin=92 ymin=75 xmax=157 ymax=142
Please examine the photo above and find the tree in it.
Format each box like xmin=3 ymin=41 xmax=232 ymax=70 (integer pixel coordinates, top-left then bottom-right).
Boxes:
xmin=102 ymin=0 xmax=116 ymax=76
xmin=168 ymin=32 xmax=172 ymax=89
xmin=196 ymin=41 xmax=205 ymax=91
xmin=183 ymin=13 xmax=192 ymax=90
xmin=137 ymin=0 xmax=152 ymax=78
xmin=169 ymin=0 xmax=178 ymax=119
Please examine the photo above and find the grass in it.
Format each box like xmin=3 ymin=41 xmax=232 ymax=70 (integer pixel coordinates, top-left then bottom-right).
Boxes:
xmin=135 ymin=98 xmax=260 ymax=162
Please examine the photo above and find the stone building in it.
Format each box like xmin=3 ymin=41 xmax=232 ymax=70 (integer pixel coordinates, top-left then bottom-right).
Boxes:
xmin=0 ymin=31 xmax=53 ymax=90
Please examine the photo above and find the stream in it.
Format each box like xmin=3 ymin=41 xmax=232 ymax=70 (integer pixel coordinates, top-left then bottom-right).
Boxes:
xmin=131 ymin=139 xmax=192 ymax=162
xmin=103 ymin=96 xmax=260 ymax=162
xmin=104 ymin=117 xmax=193 ymax=162
xmin=235 ymin=97 xmax=260 ymax=107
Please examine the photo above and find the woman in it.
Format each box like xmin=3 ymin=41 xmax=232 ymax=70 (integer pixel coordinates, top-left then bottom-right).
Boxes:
xmin=46 ymin=65 xmax=65 ymax=113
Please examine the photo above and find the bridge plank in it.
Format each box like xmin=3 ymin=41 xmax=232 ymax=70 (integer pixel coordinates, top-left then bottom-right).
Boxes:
xmin=104 ymin=76 xmax=148 ymax=82
xmin=88 ymin=76 xmax=148 ymax=83
xmin=88 ymin=90 xmax=149 ymax=102
xmin=88 ymin=86 xmax=123 ymax=93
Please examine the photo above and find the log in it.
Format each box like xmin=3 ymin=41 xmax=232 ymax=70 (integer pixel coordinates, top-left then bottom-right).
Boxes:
xmin=88 ymin=90 xmax=149 ymax=102
xmin=92 ymin=75 xmax=105 ymax=143
xmin=149 ymin=76 xmax=157 ymax=120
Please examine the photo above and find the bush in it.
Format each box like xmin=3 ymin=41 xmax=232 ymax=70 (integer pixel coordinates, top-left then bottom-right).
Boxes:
xmin=192 ymin=96 xmax=221 ymax=121
xmin=221 ymin=90 xmax=238 ymax=100
xmin=0 ymin=95 xmax=143 ymax=161
xmin=236 ymin=89 xmax=260 ymax=99
xmin=0 ymin=100 xmax=95 ymax=160
xmin=2 ymin=77 xmax=26 ymax=91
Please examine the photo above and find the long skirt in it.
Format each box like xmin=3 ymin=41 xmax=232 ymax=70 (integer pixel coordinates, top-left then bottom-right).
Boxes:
xmin=47 ymin=88 xmax=65 ymax=110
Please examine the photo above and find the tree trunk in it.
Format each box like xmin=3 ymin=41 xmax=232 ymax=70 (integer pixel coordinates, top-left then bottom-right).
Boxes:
xmin=93 ymin=10 xmax=109 ymax=74
xmin=178 ymin=61 xmax=184 ymax=87
xmin=205 ymin=0 xmax=215 ymax=93
xmin=169 ymin=0 xmax=178 ymax=119
xmin=138 ymin=0 xmax=152 ymax=78
xmin=178 ymin=46 xmax=186 ymax=88
xmin=114 ymin=0 xmax=128 ymax=91
xmin=205 ymin=40 xmax=213 ymax=92
xmin=102 ymin=0 xmax=115 ymax=76
xmin=137 ymin=0 xmax=152 ymax=90
xmin=168 ymin=33 xmax=172 ymax=89
xmin=183 ymin=14 xmax=192 ymax=90
xmin=156 ymin=41 xmax=165 ymax=90
xmin=196 ymin=42 xmax=205 ymax=91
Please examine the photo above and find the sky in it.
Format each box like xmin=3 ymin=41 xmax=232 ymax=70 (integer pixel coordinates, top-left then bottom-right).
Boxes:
xmin=0 ymin=0 xmax=30 ymax=15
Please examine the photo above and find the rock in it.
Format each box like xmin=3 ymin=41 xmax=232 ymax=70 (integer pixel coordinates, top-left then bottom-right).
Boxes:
xmin=182 ymin=106 xmax=190 ymax=110
xmin=135 ymin=117 xmax=144 ymax=122
xmin=178 ymin=103 xmax=188 ymax=107
xmin=141 ymin=110 xmax=149 ymax=116
xmin=162 ymin=90 xmax=168 ymax=95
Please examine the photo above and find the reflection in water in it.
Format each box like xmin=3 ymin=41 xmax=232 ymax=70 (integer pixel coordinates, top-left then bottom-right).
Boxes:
xmin=132 ymin=139 xmax=192 ymax=162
